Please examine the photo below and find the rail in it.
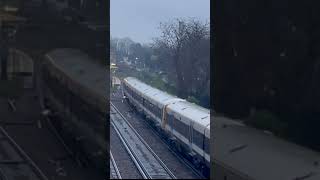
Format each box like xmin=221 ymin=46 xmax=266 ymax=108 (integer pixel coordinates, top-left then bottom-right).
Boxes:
xmin=0 ymin=126 xmax=48 ymax=180
xmin=110 ymin=151 xmax=122 ymax=179
xmin=137 ymin=112 xmax=208 ymax=179
xmin=111 ymin=102 xmax=176 ymax=179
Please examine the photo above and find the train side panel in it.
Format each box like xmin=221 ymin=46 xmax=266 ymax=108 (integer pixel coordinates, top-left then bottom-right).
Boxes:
xmin=123 ymin=77 xmax=210 ymax=174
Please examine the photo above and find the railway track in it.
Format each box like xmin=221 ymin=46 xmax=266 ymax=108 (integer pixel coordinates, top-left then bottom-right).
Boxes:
xmin=113 ymin=100 xmax=208 ymax=179
xmin=0 ymin=126 xmax=48 ymax=180
xmin=141 ymin=117 xmax=208 ymax=179
xmin=111 ymin=102 xmax=176 ymax=179
xmin=110 ymin=151 xmax=121 ymax=179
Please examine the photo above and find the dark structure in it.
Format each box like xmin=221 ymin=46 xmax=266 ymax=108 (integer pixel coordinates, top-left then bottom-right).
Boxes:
xmin=0 ymin=0 xmax=108 ymax=178
xmin=41 ymin=48 xmax=107 ymax=173
xmin=11 ymin=0 xmax=108 ymax=62
xmin=213 ymin=1 xmax=320 ymax=148
xmin=0 ymin=12 xmax=26 ymax=80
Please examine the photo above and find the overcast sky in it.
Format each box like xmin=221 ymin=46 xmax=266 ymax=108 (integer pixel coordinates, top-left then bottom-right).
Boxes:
xmin=111 ymin=0 xmax=210 ymax=44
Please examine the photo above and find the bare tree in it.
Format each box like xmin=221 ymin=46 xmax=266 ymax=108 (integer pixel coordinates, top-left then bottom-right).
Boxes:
xmin=153 ymin=18 xmax=210 ymax=99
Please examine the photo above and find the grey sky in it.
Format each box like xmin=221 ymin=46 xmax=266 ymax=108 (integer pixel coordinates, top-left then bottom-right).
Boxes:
xmin=111 ymin=0 xmax=210 ymax=44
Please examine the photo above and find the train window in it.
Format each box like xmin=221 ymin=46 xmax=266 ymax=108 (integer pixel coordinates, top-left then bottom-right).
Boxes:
xmin=168 ymin=114 xmax=174 ymax=127
xmin=154 ymin=108 xmax=157 ymax=116
xmin=145 ymin=100 xmax=153 ymax=115
xmin=158 ymin=107 xmax=162 ymax=118
xmin=174 ymin=117 xmax=189 ymax=139
xmin=155 ymin=106 xmax=159 ymax=117
xmin=156 ymin=107 xmax=161 ymax=118
xmin=193 ymin=129 xmax=204 ymax=149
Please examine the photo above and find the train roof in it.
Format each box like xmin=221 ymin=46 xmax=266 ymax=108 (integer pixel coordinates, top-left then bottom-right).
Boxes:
xmin=124 ymin=77 xmax=210 ymax=132
xmin=44 ymin=48 xmax=107 ymax=102
xmin=213 ymin=116 xmax=320 ymax=180
xmin=168 ymin=101 xmax=210 ymax=133
xmin=124 ymin=77 xmax=183 ymax=106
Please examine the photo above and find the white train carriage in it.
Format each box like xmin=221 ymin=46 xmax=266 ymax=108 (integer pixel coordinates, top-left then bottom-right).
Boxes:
xmin=123 ymin=77 xmax=211 ymax=173
xmin=123 ymin=77 xmax=183 ymax=125
xmin=165 ymin=101 xmax=210 ymax=169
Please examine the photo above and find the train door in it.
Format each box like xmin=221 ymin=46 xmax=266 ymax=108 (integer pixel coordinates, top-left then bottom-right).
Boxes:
xmin=168 ymin=112 xmax=174 ymax=137
xmin=161 ymin=104 xmax=171 ymax=131
xmin=185 ymin=117 xmax=192 ymax=150
xmin=204 ymin=125 xmax=210 ymax=163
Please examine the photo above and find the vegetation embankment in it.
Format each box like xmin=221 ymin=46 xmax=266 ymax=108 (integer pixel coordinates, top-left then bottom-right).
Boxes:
xmin=111 ymin=18 xmax=210 ymax=108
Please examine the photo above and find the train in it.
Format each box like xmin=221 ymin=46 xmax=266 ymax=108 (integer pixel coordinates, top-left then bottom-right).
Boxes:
xmin=212 ymin=115 xmax=320 ymax=180
xmin=38 ymin=48 xmax=107 ymax=174
xmin=122 ymin=77 xmax=210 ymax=176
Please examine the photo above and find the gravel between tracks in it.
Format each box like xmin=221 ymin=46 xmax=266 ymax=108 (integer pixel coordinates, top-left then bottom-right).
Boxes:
xmin=110 ymin=124 xmax=143 ymax=179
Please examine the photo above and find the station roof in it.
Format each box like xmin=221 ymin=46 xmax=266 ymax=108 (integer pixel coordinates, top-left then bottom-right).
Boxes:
xmin=213 ymin=116 xmax=320 ymax=180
